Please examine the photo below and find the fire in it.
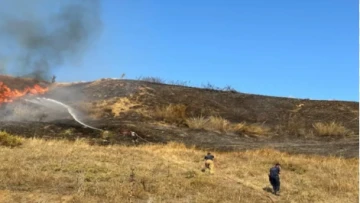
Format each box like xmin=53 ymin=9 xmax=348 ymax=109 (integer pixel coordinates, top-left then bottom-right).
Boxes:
xmin=0 ymin=82 xmax=48 ymax=104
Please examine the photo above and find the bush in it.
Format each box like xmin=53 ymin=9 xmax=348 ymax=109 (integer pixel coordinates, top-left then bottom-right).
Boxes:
xmin=312 ymin=122 xmax=352 ymax=137
xmin=0 ymin=131 xmax=22 ymax=147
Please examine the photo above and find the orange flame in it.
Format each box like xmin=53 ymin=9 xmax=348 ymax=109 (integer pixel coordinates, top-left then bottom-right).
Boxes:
xmin=0 ymin=82 xmax=48 ymax=104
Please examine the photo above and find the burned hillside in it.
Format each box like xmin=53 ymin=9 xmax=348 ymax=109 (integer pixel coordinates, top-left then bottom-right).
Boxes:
xmin=0 ymin=76 xmax=358 ymax=157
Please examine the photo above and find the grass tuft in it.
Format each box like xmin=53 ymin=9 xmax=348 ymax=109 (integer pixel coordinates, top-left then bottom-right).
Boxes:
xmin=186 ymin=116 xmax=270 ymax=135
xmin=0 ymin=131 xmax=22 ymax=147
xmin=232 ymin=122 xmax=270 ymax=135
xmin=312 ymin=121 xmax=352 ymax=137
xmin=207 ymin=116 xmax=231 ymax=132
xmin=154 ymin=104 xmax=188 ymax=124
xmin=185 ymin=116 xmax=231 ymax=132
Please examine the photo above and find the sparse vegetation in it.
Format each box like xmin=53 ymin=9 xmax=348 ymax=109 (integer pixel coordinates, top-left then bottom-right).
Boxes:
xmin=275 ymin=114 xmax=310 ymax=137
xmin=167 ymin=80 xmax=191 ymax=86
xmin=201 ymin=82 xmax=238 ymax=92
xmin=137 ymin=76 xmax=166 ymax=84
xmin=0 ymin=131 xmax=22 ymax=147
xmin=223 ymin=84 xmax=237 ymax=92
xmin=201 ymin=82 xmax=222 ymax=91
xmin=62 ymin=128 xmax=75 ymax=137
xmin=313 ymin=121 xmax=352 ymax=137
xmin=101 ymin=130 xmax=116 ymax=142
xmin=0 ymin=138 xmax=356 ymax=202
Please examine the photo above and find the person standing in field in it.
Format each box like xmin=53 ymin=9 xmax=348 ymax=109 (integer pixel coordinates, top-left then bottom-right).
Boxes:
xmin=269 ymin=163 xmax=281 ymax=195
xmin=202 ymin=152 xmax=215 ymax=174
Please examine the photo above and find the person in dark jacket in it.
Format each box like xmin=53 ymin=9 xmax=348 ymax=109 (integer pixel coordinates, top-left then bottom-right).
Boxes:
xmin=269 ymin=163 xmax=281 ymax=195
xmin=202 ymin=152 xmax=215 ymax=174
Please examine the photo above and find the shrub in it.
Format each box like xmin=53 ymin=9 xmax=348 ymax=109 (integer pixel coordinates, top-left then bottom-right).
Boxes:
xmin=0 ymin=131 xmax=22 ymax=147
xmin=312 ymin=122 xmax=352 ymax=137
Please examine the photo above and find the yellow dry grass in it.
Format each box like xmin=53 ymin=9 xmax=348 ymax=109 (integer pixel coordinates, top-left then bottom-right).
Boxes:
xmin=82 ymin=97 xmax=144 ymax=118
xmin=186 ymin=116 xmax=231 ymax=133
xmin=186 ymin=116 xmax=270 ymax=135
xmin=232 ymin=122 xmax=270 ymax=135
xmin=153 ymin=104 xmax=187 ymax=124
xmin=110 ymin=97 xmax=139 ymax=117
xmin=0 ymin=131 xmax=22 ymax=147
xmin=0 ymin=139 xmax=357 ymax=203
xmin=313 ymin=121 xmax=352 ymax=137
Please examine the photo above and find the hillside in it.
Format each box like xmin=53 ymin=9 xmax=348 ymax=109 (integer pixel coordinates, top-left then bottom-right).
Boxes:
xmin=0 ymin=77 xmax=359 ymax=157
xmin=0 ymin=76 xmax=358 ymax=202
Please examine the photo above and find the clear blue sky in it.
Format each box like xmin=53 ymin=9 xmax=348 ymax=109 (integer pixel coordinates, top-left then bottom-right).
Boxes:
xmin=55 ymin=0 xmax=359 ymax=101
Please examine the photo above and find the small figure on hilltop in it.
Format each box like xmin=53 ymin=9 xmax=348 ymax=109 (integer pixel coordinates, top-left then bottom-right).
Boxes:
xmin=202 ymin=152 xmax=215 ymax=174
xmin=269 ymin=163 xmax=281 ymax=195
xmin=51 ymin=75 xmax=56 ymax=83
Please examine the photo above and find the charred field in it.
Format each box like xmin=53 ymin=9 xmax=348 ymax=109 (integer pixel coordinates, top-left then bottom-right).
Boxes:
xmin=0 ymin=76 xmax=359 ymax=158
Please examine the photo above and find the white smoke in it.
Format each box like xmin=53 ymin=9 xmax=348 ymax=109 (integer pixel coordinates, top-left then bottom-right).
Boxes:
xmin=25 ymin=97 xmax=103 ymax=131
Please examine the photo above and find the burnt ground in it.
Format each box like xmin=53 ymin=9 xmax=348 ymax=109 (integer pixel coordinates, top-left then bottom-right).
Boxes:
xmin=0 ymin=77 xmax=359 ymax=158
xmin=0 ymin=75 xmax=49 ymax=90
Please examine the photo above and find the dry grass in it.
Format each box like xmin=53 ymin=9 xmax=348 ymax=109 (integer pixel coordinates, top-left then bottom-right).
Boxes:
xmin=137 ymin=76 xmax=166 ymax=84
xmin=186 ymin=116 xmax=231 ymax=133
xmin=110 ymin=97 xmax=140 ymax=117
xmin=153 ymin=104 xmax=187 ymax=124
xmin=275 ymin=114 xmax=310 ymax=137
xmin=80 ymin=97 xmax=143 ymax=118
xmin=313 ymin=122 xmax=352 ymax=137
xmin=232 ymin=122 xmax=270 ymax=135
xmin=206 ymin=116 xmax=232 ymax=132
xmin=185 ymin=116 xmax=209 ymax=129
xmin=0 ymin=131 xmax=22 ymax=147
xmin=0 ymin=138 xmax=357 ymax=203
xmin=186 ymin=116 xmax=270 ymax=135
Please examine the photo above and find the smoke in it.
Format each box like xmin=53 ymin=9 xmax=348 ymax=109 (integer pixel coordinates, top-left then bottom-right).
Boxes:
xmin=0 ymin=0 xmax=102 ymax=80
xmin=26 ymin=97 xmax=103 ymax=131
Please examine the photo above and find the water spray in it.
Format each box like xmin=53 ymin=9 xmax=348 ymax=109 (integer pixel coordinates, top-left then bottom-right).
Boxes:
xmin=25 ymin=97 xmax=103 ymax=131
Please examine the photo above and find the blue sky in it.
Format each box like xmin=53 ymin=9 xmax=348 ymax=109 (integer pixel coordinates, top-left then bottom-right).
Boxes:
xmin=54 ymin=0 xmax=358 ymax=101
